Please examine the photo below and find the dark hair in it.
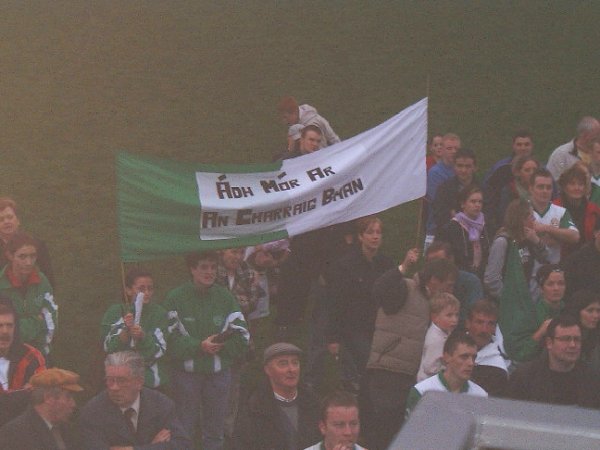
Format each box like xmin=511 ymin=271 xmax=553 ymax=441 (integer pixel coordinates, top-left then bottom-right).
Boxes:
xmin=512 ymin=128 xmax=533 ymax=142
xmin=511 ymin=155 xmax=539 ymax=176
xmin=319 ymin=390 xmax=358 ymax=422
xmin=529 ymin=167 xmax=553 ymax=187
xmin=301 ymin=124 xmax=323 ymax=137
xmin=185 ymin=250 xmax=219 ymax=269
xmin=454 ymin=148 xmax=476 ymax=164
xmin=5 ymin=232 xmax=37 ymax=255
xmin=0 ymin=295 xmax=16 ymax=318
xmin=536 ymin=264 xmax=564 ymax=287
xmin=564 ymin=289 xmax=600 ymax=319
xmin=124 ymin=268 xmax=153 ymax=289
xmin=420 ymin=259 xmax=458 ymax=287
xmin=457 ymin=184 xmax=483 ymax=206
xmin=467 ymin=299 xmax=499 ymax=320
xmin=443 ymin=331 xmax=477 ymax=355
xmin=546 ymin=315 xmax=581 ymax=339
xmin=425 ymin=241 xmax=454 ymax=261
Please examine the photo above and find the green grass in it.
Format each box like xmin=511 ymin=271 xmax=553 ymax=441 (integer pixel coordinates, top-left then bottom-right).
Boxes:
xmin=1 ymin=1 xmax=598 ymax=391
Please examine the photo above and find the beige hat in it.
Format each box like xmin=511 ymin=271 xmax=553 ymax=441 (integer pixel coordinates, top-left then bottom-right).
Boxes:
xmin=30 ymin=368 xmax=84 ymax=392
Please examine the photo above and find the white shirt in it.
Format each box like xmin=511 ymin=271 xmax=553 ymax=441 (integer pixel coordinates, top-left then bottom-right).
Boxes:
xmin=0 ymin=357 xmax=9 ymax=391
xmin=120 ymin=394 xmax=141 ymax=431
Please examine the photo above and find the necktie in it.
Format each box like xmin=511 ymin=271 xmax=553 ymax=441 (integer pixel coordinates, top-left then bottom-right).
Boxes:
xmin=51 ymin=426 xmax=67 ymax=450
xmin=123 ymin=407 xmax=136 ymax=435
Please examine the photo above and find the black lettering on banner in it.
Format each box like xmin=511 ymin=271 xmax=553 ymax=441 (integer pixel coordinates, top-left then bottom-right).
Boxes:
xmin=321 ymin=178 xmax=364 ymax=205
xmin=202 ymin=212 xmax=229 ymax=228
xmin=306 ymin=166 xmax=336 ymax=181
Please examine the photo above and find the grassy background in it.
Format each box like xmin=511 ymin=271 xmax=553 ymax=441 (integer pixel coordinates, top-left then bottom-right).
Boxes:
xmin=0 ymin=1 xmax=598 ymax=387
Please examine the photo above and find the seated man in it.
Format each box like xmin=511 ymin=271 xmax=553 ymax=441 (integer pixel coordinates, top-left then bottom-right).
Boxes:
xmin=506 ymin=315 xmax=600 ymax=408
xmin=464 ymin=300 xmax=508 ymax=396
xmin=233 ymin=343 xmax=321 ymax=450
xmin=79 ymin=351 xmax=191 ymax=449
xmin=0 ymin=367 xmax=83 ymax=450
xmin=405 ymin=332 xmax=487 ymax=418
xmin=0 ymin=297 xmax=46 ymax=426
xmin=303 ymin=390 xmax=367 ymax=450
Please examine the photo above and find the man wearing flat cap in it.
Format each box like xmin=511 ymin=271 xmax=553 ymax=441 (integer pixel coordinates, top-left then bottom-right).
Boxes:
xmin=232 ymin=342 xmax=321 ymax=450
xmin=0 ymin=367 xmax=83 ymax=450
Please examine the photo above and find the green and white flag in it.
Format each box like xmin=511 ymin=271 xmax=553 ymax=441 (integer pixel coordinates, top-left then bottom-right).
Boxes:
xmin=118 ymin=97 xmax=427 ymax=262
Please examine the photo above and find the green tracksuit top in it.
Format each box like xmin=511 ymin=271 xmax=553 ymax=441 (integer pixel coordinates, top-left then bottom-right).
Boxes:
xmin=0 ymin=266 xmax=56 ymax=356
xmin=101 ymin=302 xmax=171 ymax=388
xmin=164 ymin=281 xmax=249 ymax=374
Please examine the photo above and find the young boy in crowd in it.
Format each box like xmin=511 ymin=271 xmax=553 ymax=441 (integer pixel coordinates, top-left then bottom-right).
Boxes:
xmin=417 ymin=292 xmax=460 ymax=382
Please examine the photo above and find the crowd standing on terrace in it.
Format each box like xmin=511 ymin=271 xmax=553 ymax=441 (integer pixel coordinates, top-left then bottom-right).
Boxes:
xmin=0 ymin=98 xmax=600 ymax=450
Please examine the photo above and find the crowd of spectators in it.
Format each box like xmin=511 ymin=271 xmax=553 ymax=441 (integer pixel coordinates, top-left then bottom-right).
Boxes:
xmin=1 ymin=101 xmax=600 ymax=450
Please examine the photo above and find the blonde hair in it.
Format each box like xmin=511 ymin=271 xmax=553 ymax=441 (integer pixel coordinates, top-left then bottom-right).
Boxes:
xmin=429 ymin=292 xmax=460 ymax=315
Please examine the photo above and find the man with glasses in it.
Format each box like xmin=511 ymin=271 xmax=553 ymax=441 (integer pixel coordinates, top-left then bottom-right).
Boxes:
xmin=164 ymin=250 xmax=249 ymax=450
xmin=79 ymin=350 xmax=190 ymax=449
xmin=506 ymin=315 xmax=600 ymax=407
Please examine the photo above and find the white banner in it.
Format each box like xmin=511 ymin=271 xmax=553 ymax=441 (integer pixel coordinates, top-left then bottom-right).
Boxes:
xmin=196 ymin=98 xmax=427 ymax=240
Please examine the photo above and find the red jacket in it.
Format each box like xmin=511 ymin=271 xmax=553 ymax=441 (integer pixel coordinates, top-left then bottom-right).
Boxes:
xmin=1 ymin=343 xmax=46 ymax=393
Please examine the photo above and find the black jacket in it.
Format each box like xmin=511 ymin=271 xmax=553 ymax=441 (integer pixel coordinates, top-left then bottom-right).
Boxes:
xmin=0 ymin=407 xmax=81 ymax=450
xmin=232 ymin=381 xmax=321 ymax=450
xmin=327 ymin=246 xmax=395 ymax=342
xmin=506 ymin=353 xmax=600 ymax=408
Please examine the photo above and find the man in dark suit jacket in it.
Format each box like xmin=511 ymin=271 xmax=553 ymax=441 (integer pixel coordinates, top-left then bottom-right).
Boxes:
xmin=79 ymin=350 xmax=191 ymax=450
xmin=0 ymin=367 xmax=83 ymax=450
xmin=232 ymin=343 xmax=321 ymax=450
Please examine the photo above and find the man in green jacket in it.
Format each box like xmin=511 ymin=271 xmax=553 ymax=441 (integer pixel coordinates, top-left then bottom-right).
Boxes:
xmin=164 ymin=250 xmax=249 ymax=450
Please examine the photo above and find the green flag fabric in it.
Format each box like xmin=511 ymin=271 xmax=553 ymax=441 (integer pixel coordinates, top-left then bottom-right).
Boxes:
xmin=118 ymin=98 xmax=428 ymax=262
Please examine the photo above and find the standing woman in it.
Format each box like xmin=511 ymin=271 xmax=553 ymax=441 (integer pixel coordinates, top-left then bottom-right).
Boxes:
xmin=484 ymin=199 xmax=550 ymax=301
xmin=554 ymin=163 xmax=600 ymax=256
xmin=565 ymin=289 xmax=600 ymax=371
xmin=505 ymin=264 xmax=566 ymax=363
xmin=497 ymin=156 xmax=540 ymax=225
xmin=436 ymin=185 xmax=490 ymax=279
xmin=101 ymin=268 xmax=170 ymax=390
xmin=326 ymin=216 xmax=395 ymax=385
xmin=0 ymin=197 xmax=55 ymax=287
xmin=0 ymin=232 xmax=56 ymax=357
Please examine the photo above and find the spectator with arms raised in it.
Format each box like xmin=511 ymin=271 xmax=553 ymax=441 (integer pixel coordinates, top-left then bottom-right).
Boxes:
xmin=101 ymin=268 xmax=170 ymax=390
